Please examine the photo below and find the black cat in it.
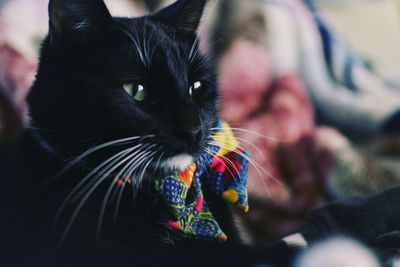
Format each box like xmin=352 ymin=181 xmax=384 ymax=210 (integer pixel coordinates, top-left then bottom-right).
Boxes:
xmin=1 ymin=0 xmax=264 ymax=265
xmin=1 ymin=0 xmax=400 ymax=266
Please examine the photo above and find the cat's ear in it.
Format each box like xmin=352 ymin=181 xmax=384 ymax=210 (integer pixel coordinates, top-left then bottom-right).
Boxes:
xmin=152 ymin=0 xmax=207 ymax=32
xmin=49 ymin=0 xmax=113 ymax=40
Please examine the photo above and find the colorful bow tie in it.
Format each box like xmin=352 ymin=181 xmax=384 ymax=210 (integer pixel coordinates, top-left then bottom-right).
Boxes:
xmin=154 ymin=121 xmax=249 ymax=241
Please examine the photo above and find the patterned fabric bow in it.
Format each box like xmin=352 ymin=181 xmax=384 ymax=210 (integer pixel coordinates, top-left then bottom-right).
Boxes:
xmin=154 ymin=121 xmax=249 ymax=241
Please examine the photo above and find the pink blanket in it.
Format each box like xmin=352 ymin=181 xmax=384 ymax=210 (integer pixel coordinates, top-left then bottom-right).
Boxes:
xmin=218 ymin=39 xmax=336 ymax=239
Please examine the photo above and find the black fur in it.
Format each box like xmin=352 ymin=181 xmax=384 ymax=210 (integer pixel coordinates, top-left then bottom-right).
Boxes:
xmin=31 ymin=0 xmax=218 ymax=159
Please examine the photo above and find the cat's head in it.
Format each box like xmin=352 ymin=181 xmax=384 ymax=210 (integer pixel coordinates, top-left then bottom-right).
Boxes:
xmin=28 ymin=0 xmax=219 ymax=172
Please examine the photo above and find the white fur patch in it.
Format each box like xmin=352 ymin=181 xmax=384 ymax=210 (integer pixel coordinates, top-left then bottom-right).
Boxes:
xmin=295 ymin=238 xmax=381 ymax=267
xmin=163 ymin=154 xmax=194 ymax=171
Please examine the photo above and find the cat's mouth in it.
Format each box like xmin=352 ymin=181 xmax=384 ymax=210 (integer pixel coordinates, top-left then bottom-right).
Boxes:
xmin=162 ymin=153 xmax=194 ymax=171
xmin=154 ymin=135 xmax=206 ymax=172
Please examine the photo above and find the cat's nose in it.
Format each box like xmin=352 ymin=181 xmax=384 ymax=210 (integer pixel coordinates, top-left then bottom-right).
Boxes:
xmin=174 ymin=106 xmax=202 ymax=146
xmin=177 ymin=128 xmax=202 ymax=144
xmin=170 ymin=127 xmax=202 ymax=153
xmin=180 ymin=107 xmax=201 ymax=130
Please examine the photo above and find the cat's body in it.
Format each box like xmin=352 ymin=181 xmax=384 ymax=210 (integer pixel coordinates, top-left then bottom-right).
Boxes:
xmin=1 ymin=0 xmax=400 ymax=266
xmin=0 ymin=132 xmax=253 ymax=266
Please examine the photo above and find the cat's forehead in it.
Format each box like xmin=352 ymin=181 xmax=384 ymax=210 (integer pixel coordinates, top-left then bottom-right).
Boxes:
xmin=113 ymin=17 xmax=194 ymax=70
xmin=114 ymin=17 xmax=187 ymax=46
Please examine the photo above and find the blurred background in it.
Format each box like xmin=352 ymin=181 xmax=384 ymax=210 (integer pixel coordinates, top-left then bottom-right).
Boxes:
xmin=0 ymin=0 xmax=399 ymax=243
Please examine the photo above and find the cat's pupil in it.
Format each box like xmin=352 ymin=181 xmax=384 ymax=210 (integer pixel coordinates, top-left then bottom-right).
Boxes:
xmin=123 ymin=82 xmax=147 ymax=102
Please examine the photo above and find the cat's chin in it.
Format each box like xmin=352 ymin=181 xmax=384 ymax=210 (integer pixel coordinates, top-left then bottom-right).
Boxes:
xmin=163 ymin=154 xmax=194 ymax=171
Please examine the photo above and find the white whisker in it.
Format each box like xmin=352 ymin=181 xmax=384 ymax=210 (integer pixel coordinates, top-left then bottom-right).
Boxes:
xmin=234 ymin=136 xmax=267 ymax=161
xmin=189 ymin=38 xmax=200 ymax=63
xmin=116 ymin=27 xmax=147 ymax=67
xmin=208 ymin=141 xmax=288 ymax=191
xmin=204 ymin=147 xmax=239 ymax=183
xmin=54 ymin=145 xmax=142 ymax=227
xmin=111 ymin=147 xmax=158 ymax=204
xmin=209 ymin=141 xmax=265 ymax=177
xmin=70 ymin=144 xmax=152 ymax=204
xmin=60 ymin=144 xmax=157 ymax=244
xmin=189 ymin=0 xmax=218 ymax=63
xmin=49 ymin=135 xmax=154 ymax=183
xmin=113 ymin=149 xmax=159 ymax=223
xmin=137 ymin=151 xmax=159 ymax=187
xmin=211 ymin=127 xmax=293 ymax=143
xmin=208 ymin=142 xmax=274 ymax=199
xmin=206 ymin=147 xmax=242 ymax=184
xmin=95 ymin=145 xmax=157 ymax=239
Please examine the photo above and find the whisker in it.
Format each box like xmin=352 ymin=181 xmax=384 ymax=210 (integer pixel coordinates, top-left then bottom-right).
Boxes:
xmin=210 ymin=127 xmax=293 ymax=143
xmin=115 ymin=148 xmax=157 ymax=203
xmin=117 ymin=27 xmax=147 ymax=67
xmin=137 ymin=150 xmax=159 ymax=187
xmin=233 ymin=136 xmax=276 ymax=172
xmin=59 ymin=145 xmax=156 ymax=244
xmin=96 ymin=175 xmax=119 ymax=240
xmin=214 ymin=150 xmax=242 ymax=183
xmin=204 ymin=147 xmax=239 ymax=183
xmin=189 ymin=0 xmax=218 ymax=63
xmin=110 ymin=147 xmax=158 ymax=207
xmin=209 ymin=131 xmax=286 ymax=188
xmin=69 ymin=144 xmax=152 ymax=205
xmin=54 ymin=145 xmax=142 ymax=227
xmin=189 ymin=38 xmax=200 ymax=63
xmin=146 ymin=152 xmax=166 ymax=193
xmin=208 ymin=141 xmax=288 ymax=191
xmin=232 ymin=136 xmax=267 ymax=161
xmin=113 ymin=150 xmax=159 ymax=223
xmin=143 ymin=17 xmax=154 ymax=67
xmin=207 ymin=143 xmax=275 ymax=200
xmin=209 ymin=141 xmax=266 ymax=177
xmin=154 ymin=152 xmax=165 ymax=176
xmin=49 ymin=135 xmax=154 ymax=183
xmin=95 ymin=145 xmax=156 ymax=240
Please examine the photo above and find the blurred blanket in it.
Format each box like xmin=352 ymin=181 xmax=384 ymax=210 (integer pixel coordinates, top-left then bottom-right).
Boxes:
xmin=300 ymin=0 xmax=400 ymax=137
xmin=215 ymin=37 xmax=333 ymax=240
xmin=0 ymin=0 xmax=48 ymax=139
xmin=209 ymin=0 xmax=400 ymax=240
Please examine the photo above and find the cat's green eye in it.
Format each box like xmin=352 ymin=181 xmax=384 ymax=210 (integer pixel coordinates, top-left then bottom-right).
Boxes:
xmin=189 ymin=81 xmax=202 ymax=97
xmin=123 ymin=82 xmax=147 ymax=102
